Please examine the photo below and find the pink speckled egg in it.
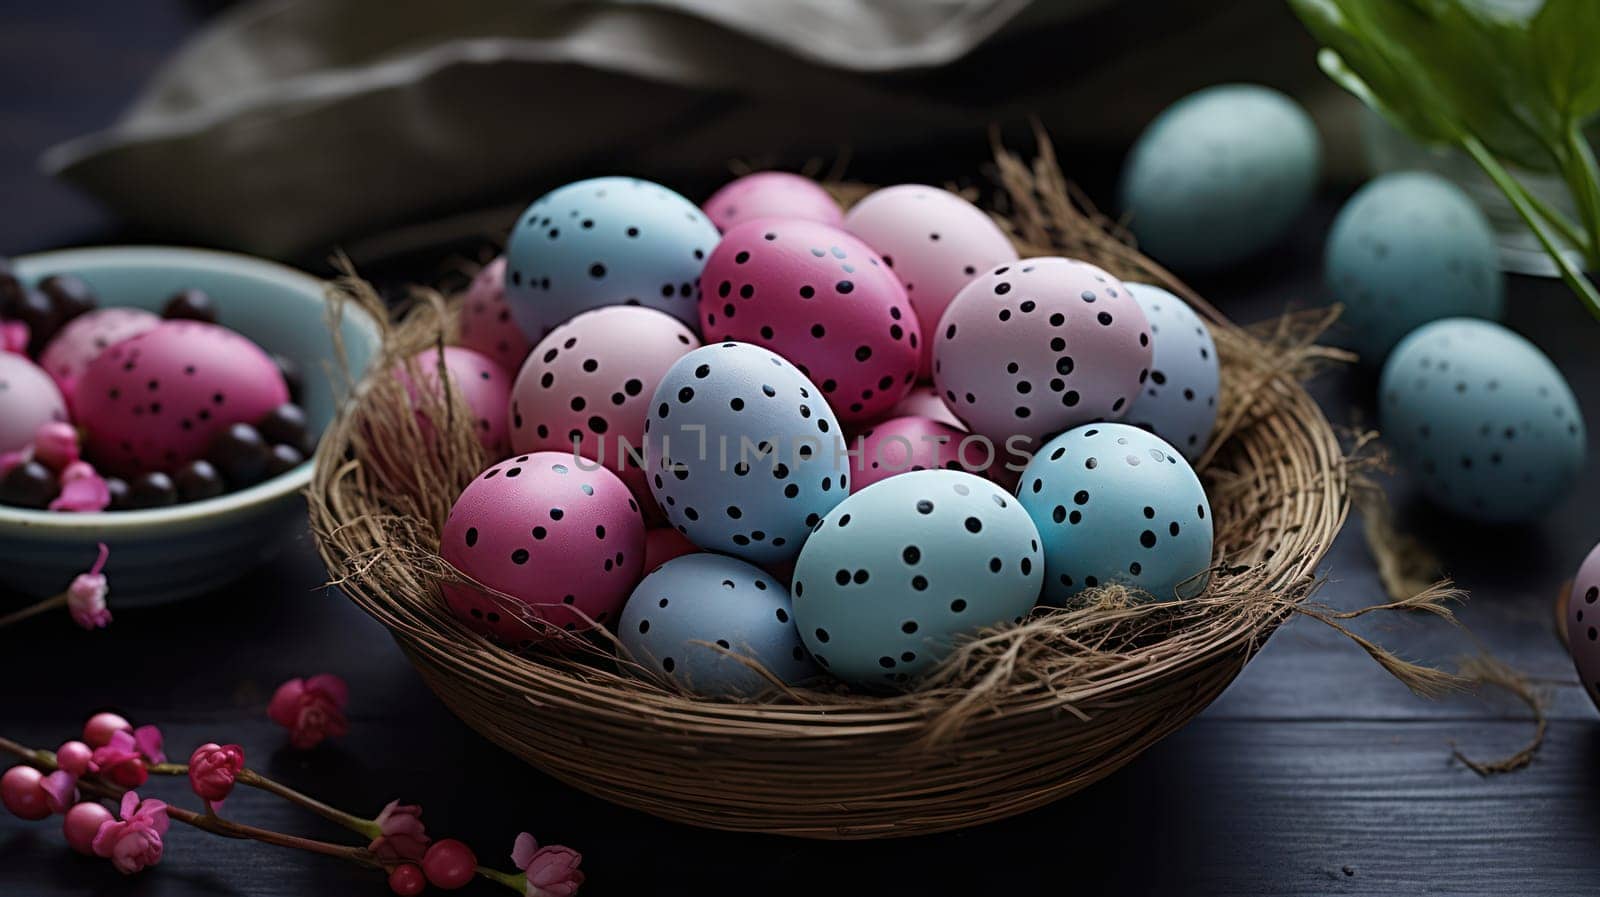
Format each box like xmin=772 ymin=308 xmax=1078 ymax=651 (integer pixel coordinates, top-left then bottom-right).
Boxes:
xmin=394 ymin=346 xmax=511 ymax=457
xmin=40 ymin=308 xmax=161 ymax=407
xmin=76 ymin=321 xmax=288 ymax=476
xmin=698 ymin=219 xmax=919 ymax=422
xmin=457 ymin=257 xmax=531 ymax=372
xmin=874 ymin=383 xmax=965 ymax=430
xmin=934 ymin=257 xmax=1151 ymax=447
xmin=850 ymin=415 xmax=995 ymax=491
xmin=0 ymin=353 xmax=70 ymax=454
xmin=509 ymin=306 xmax=700 ymax=517
xmin=844 ymin=185 xmax=1019 ymax=378
xmin=703 ymin=172 xmax=842 ymax=232
xmin=643 ymin=526 xmax=698 ymax=572
xmin=1567 ymin=541 xmax=1600 ymax=714
xmin=440 ymin=452 xmax=645 ymax=643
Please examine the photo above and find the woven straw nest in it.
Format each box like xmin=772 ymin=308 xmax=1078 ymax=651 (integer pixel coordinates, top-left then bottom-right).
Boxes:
xmin=308 ymin=137 xmax=1455 ymax=839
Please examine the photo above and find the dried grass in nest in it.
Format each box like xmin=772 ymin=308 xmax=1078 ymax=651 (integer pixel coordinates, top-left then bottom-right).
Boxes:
xmin=309 ymin=135 xmax=1462 ymax=838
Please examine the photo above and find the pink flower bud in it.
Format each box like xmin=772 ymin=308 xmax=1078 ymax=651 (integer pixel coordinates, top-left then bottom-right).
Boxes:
xmin=56 ymin=741 xmax=95 ymax=777
xmin=83 ymin=711 xmax=131 ymax=748
xmin=187 ymin=743 xmax=244 ymax=803
xmin=32 ymin=422 xmax=80 ymax=471
xmin=268 ymin=674 xmax=349 ymax=750
xmin=513 ymin=833 xmax=585 ymax=897
xmin=91 ymin=730 xmax=147 ymax=789
xmin=39 ymin=770 xmax=79 ymax=814
xmin=91 ymin=791 xmax=169 ymax=875
xmin=370 ymin=799 xmax=429 ymax=862
xmin=63 ymin=801 xmax=113 ymax=855
xmin=51 ymin=462 xmax=111 ymax=513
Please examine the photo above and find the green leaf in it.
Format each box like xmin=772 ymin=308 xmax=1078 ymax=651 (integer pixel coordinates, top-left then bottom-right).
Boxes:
xmin=1529 ymin=0 xmax=1600 ymax=124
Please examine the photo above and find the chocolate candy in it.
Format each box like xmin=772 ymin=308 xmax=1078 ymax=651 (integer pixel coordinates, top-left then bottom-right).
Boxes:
xmin=162 ymin=288 xmax=218 ymax=324
xmin=0 ymin=461 xmax=59 ymax=509
xmin=104 ymin=477 xmax=131 ymax=511
xmin=127 ymin=471 xmax=178 ymax=509
xmin=257 ymin=403 xmax=311 ymax=454
xmin=174 ymin=460 xmax=225 ymax=502
xmin=271 ymin=353 xmax=304 ymax=404
xmin=207 ymin=422 xmax=271 ymax=486
xmin=39 ymin=274 xmax=97 ymax=325
xmin=264 ymin=443 xmax=305 ymax=477
xmin=15 ymin=289 xmax=61 ymax=356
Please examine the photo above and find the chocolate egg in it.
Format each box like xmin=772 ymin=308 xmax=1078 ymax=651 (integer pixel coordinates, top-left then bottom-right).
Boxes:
xmin=933 ymin=257 xmax=1151 ymax=448
xmin=843 ymin=185 xmax=1019 ymax=378
xmin=1123 ymin=283 xmax=1219 ymax=460
xmin=509 ymin=306 xmax=700 ymax=516
xmin=457 ymin=257 xmax=532 ymax=372
xmin=394 ymin=346 xmax=511 ymax=457
xmin=440 ymin=452 xmax=645 ymax=643
xmin=698 ymin=219 xmax=919 ymax=422
xmin=1380 ymin=318 xmax=1584 ymax=523
xmin=791 ymin=470 xmax=1043 ymax=688
xmin=645 ymin=342 xmax=847 ymax=564
xmin=1018 ymin=423 xmax=1213 ymax=605
xmin=1567 ymin=541 xmax=1600 ymax=714
xmin=619 ymin=552 xmax=817 ymax=696
xmin=703 ymin=172 xmax=842 ymax=232
xmin=504 ymin=177 xmax=719 ymax=336
xmin=39 ymin=307 xmax=160 ymax=407
xmin=0 ymin=353 xmax=69 ymax=454
xmin=76 ymin=321 xmax=287 ymax=476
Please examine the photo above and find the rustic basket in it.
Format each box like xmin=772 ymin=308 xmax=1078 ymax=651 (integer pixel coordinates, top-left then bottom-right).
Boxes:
xmin=308 ymin=139 xmax=1452 ymax=839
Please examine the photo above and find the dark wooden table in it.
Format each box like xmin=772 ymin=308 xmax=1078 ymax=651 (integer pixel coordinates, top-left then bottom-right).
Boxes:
xmin=4 ymin=3 xmax=1600 ymax=895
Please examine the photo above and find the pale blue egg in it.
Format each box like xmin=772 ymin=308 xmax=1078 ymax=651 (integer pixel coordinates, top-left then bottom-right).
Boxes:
xmin=1018 ymin=423 xmax=1213 ymax=605
xmin=504 ymin=177 xmax=719 ymax=337
xmin=644 ymin=342 xmax=846 ymax=564
xmin=1124 ymin=283 xmax=1219 ymax=460
xmin=1120 ymin=84 xmax=1320 ymax=271
xmin=791 ymin=470 xmax=1042 ymax=689
xmin=1380 ymin=318 xmax=1584 ymax=523
xmin=1326 ymin=172 xmax=1504 ymax=364
xmin=619 ymin=552 xmax=817 ymax=696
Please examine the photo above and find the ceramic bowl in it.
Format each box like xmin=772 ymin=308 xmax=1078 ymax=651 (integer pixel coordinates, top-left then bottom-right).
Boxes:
xmin=0 ymin=247 xmax=380 ymax=605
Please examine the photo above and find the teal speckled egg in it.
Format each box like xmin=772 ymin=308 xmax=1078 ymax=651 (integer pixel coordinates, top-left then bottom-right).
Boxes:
xmin=1380 ymin=318 xmax=1584 ymax=523
xmin=1120 ymin=84 xmax=1320 ymax=272
xmin=1326 ymin=172 xmax=1504 ymax=364
xmin=1018 ymin=423 xmax=1213 ymax=605
xmin=791 ymin=470 xmax=1042 ymax=689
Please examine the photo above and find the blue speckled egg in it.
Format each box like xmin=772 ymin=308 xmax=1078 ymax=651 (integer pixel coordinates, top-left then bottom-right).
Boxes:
xmin=1124 ymin=283 xmax=1219 ymax=460
xmin=503 ymin=177 xmax=720 ymax=337
xmin=1379 ymin=318 xmax=1584 ymax=523
xmin=645 ymin=341 xmax=847 ymax=564
xmin=1326 ymin=172 xmax=1504 ymax=364
xmin=791 ymin=470 xmax=1042 ymax=689
xmin=619 ymin=553 xmax=817 ymax=696
xmin=1019 ymin=423 xmax=1213 ymax=605
xmin=1120 ymin=84 xmax=1320 ymax=271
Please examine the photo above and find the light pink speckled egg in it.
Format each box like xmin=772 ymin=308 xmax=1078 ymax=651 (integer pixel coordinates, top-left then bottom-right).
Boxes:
xmin=509 ymin=306 xmax=700 ymax=517
xmin=1567 ymin=540 xmax=1600 ymax=714
xmin=850 ymin=415 xmax=995 ymax=491
xmin=0 ymin=353 xmax=70 ymax=454
xmin=874 ymin=383 xmax=965 ymax=430
xmin=40 ymin=308 xmax=161 ymax=409
xmin=394 ymin=346 xmax=511 ymax=457
xmin=698 ymin=219 xmax=919 ymax=422
xmin=844 ymin=185 xmax=1019 ymax=379
xmin=643 ymin=526 xmax=698 ymax=572
xmin=457 ymin=257 xmax=531 ymax=372
xmin=703 ymin=172 xmax=842 ymax=232
xmin=934 ymin=257 xmax=1151 ymax=448
xmin=441 ymin=452 xmax=645 ymax=644
xmin=76 ymin=321 xmax=288 ymax=476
